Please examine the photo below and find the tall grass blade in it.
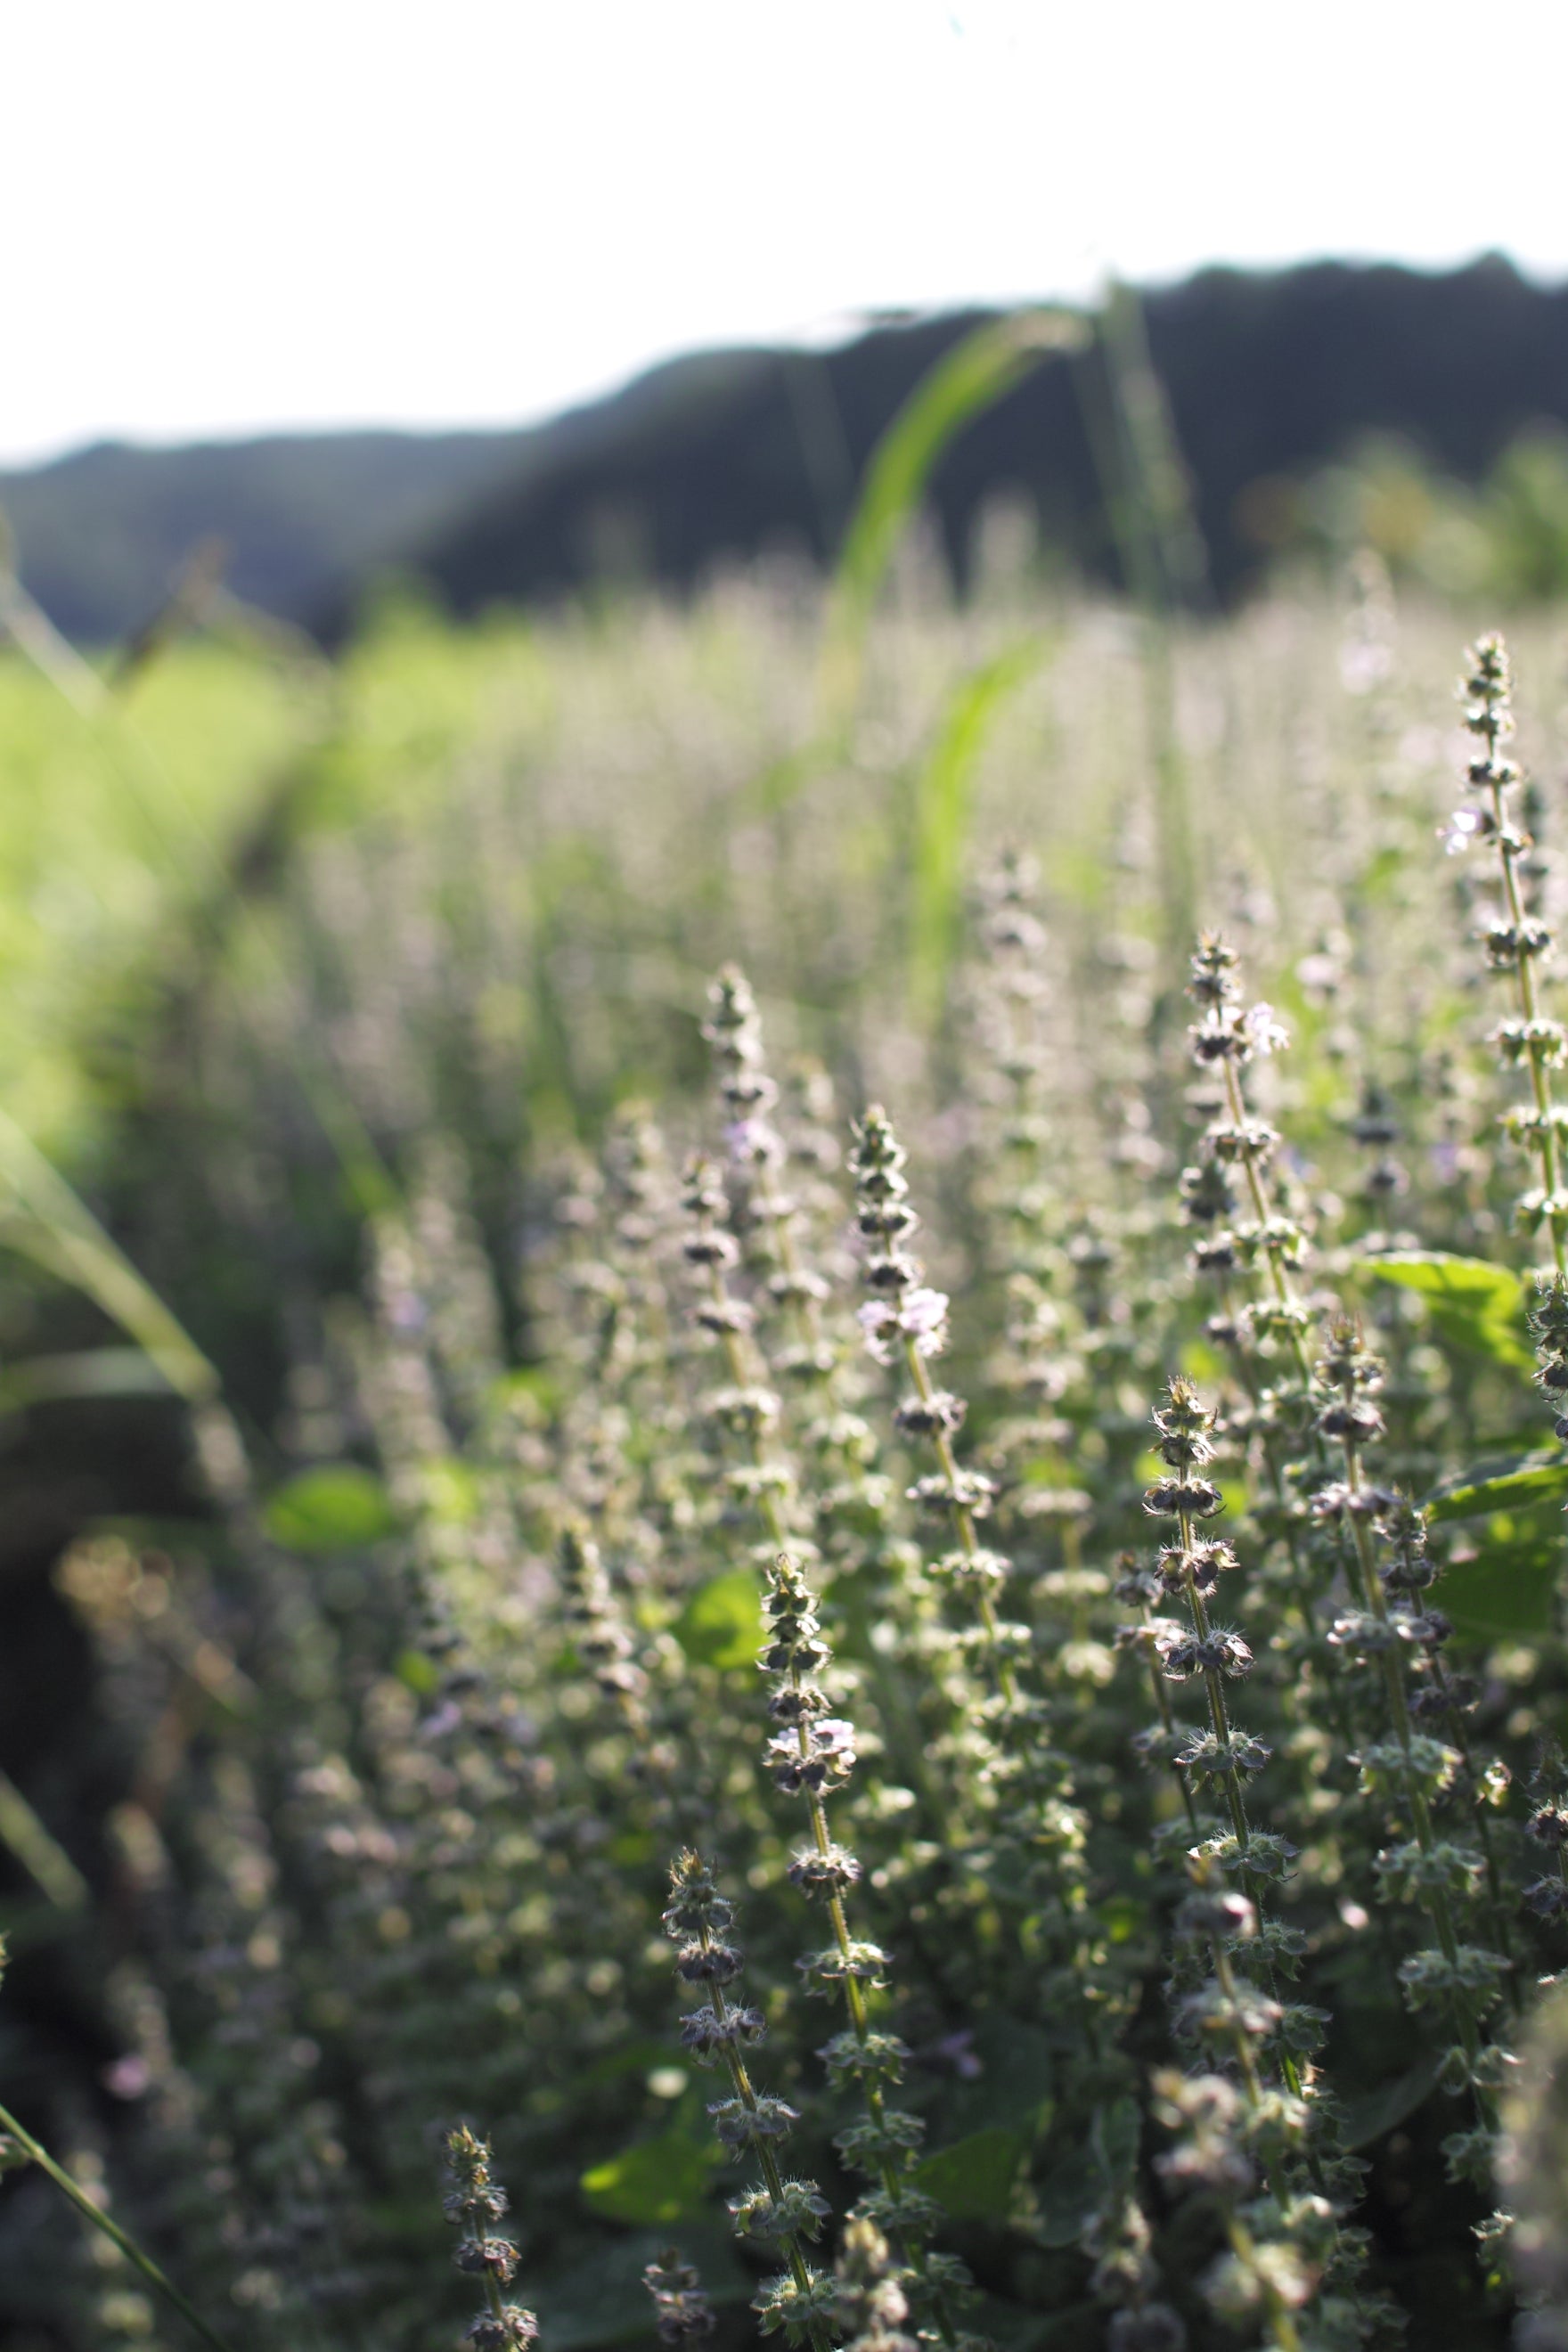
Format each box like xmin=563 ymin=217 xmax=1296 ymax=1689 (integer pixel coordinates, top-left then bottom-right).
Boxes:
xmin=0 ymin=1110 xmax=220 ymax=1405
xmin=818 ymin=310 xmax=1085 ymax=731
xmin=0 ymin=532 xmax=105 ymax=717
xmin=0 ymin=1345 xmax=200 ymax=1414
xmin=0 ymin=567 xmax=396 ymax=1216
xmin=0 ymin=2098 xmax=239 ymax=2352
xmin=0 ymin=1775 xmax=88 ymax=1911
xmin=1098 ymin=280 xmax=1209 ymax=614
xmin=1086 ymin=282 xmax=1208 ymax=988
xmin=907 ymin=634 xmax=1051 ymax=1016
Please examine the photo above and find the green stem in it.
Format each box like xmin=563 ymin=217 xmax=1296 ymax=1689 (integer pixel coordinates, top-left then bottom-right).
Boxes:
xmin=901 ymin=1334 xmax=1017 ymax=1705
xmin=1224 ymin=2208 xmax=1303 ymax=2352
xmin=698 ymin=1929 xmax=834 ymax=2351
xmin=1487 ymin=724 xmax=1567 ymax=1278
xmin=0 ymin=2102 xmax=238 ymax=2352
xmin=1339 ymin=1437 xmax=1493 ymax=2110
xmin=1139 ymin=1601 xmax=1198 ymax=1833
xmin=1172 ymin=1497 xmax=1311 ymax=2118
xmin=782 ymin=1604 xmax=955 ymax=2344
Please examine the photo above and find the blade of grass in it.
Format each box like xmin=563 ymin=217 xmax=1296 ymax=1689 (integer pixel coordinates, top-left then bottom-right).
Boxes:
xmin=907 ymin=634 xmax=1053 ymax=1017
xmin=818 ymin=309 xmax=1086 ymax=733
xmin=0 ymin=1776 xmax=88 ymax=1911
xmin=2 ymin=553 xmax=395 ymax=1216
xmin=1098 ymin=280 xmax=1209 ymax=613
xmin=0 ymin=2098 xmax=238 ymax=2352
xmin=0 ymin=1345 xmax=179 ymax=1413
xmin=0 ymin=551 xmax=106 ymax=719
xmin=0 ymin=1109 xmax=219 ymax=1406
xmin=1080 ymin=282 xmax=1208 ymax=993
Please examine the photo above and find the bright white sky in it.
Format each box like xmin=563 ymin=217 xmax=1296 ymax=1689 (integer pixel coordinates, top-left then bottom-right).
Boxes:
xmin=8 ymin=0 xmax=1568 ymax=469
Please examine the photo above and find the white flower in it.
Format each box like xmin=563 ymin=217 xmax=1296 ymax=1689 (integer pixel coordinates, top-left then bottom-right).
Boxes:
xmin=902 ymin=1286 xmax=949 ymax=1341
xmin=1339 ymin=639 xmax=1393 ymax=696
xmin=1244 ymin=1002 xmax=1289 ymax=1058
xmin=857 ymin=1286 xmax=950 ymax=1366
xmin=1294 ymin=951 xmax=1342 ymax=1000
xmin=1441 ymin=807 xmax=1484 ymax=856
xmin=724 ymin=1117 xmax=785 ymax=1167
xmin=812 ymin=1718 xmax=857 ymax=1759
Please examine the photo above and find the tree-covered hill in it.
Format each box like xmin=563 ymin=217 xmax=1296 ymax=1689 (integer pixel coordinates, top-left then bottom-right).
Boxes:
xmin=8 ymin=253 xmax=1568 ymax=642
xmin=0 ymin=430 xmax=526 ymax=643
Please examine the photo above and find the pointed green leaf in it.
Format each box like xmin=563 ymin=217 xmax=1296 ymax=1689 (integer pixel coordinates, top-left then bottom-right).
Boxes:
xmin=1360 ymin=1251 xmax=1531 ymax=1369
xmin=908 ymin=637 xmax=1051 ymax=1018
xmin=939 ymin=2015 xmax=1055 ymax=2141
xmin=915 ymin=2127 xmax=1025 ymax=2221
xmin=0 ymin=1347 xmax=172 ymax=1414
xmin=820 ymin=311 xmax=1085 ymax=725
xmin=1342 ymin=2054 xmax=1442 ymax=2150
xmin=1030 ymin=2095 xmax=1139 ymax=2245
xmin=1425 ymin=1455 xmax=1568 ymax=1523
xmin=0 ymin=1109 xmax=221 ymax=1404
xmin=1362 ymin=1251 xmax=1524 ymax=1308
xmin=579 ymin=2130 xmax=716 ymax=2225
xmin=1440 ymin=1510 xmax=1562 ymax=1639
xmin=535 ymin=2225 xmax=751 ymax=2351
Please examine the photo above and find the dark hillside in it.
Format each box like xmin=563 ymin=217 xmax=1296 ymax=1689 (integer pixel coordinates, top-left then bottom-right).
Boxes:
xmin=0 ymin=430 xmax=527 ymax=642
xmin=396 ymin=257 xmax=1568 ymax=624
xmin=8 ymin=255 xmax=1568 ymax=642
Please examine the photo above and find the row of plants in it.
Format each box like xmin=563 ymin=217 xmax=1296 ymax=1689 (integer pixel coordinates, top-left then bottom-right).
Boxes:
xmin=12 ymin=623 xmax=1568 ymax=2349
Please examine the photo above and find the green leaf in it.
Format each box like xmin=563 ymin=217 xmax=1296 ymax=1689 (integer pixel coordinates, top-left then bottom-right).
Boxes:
xmin=417 ymin=1457 xmax=482 ymax=1525
xmin=1342 ymin=2053 xmax=1441 ymax=2149
xmin=0 ymin=1769 xmax=88 ymax=1911
xmin=940 ymin=2015 xmax=1055 ymax=2141
xmin=915 ymin=2127 xmax=1025 ymax=2221
xmin=1031 ymin=2095 xmax=1139 ymax=2246
xmin=820 ymin=311 xmax=1086 ymax=726
xmin=487 ymin=1365 xmax=561 ymax=1417
xmin=0 ymin=1108 xmax=222 ymax=1406
xmin=1179 ymin=1335 xmax=1229 ymax=1389
xmin=535 ymin=2225 xmax=750 ymax=2351
xmin=1098 ymin=1893 xmax=1147 ymax=1946
xmin=1441 ymin=1509 xmax=1561 ymax=1639
xmin=607 ymin=1830 xmax=657 ymax=1868
xmin=1088 ymin=2095 xmax=1141 ymax=2186
xmin=577 ymin=2038 xmax=674 ymax=2090
xmin=672 ymin=1567 xmax=764 ymax=1672
xmin=1361 ymin=1250 xmax=1524 ymax=1312
xmin=965 ymin=2293 xmax=1090 ymax=2352
xmin=578 ymin=2130 xmax=716 ymax=2225
xmin=0 ymin=1346 xmax=175 ymax=1415
xmin=262 ymin=1463 xmax=399 ymax=1553
xmin=393 ymin=1649 xmax=441 ymax=1695
xmin=1031 ymin=2176 xmax=1098 ymax=2249
xmin=1360 ymin=1251 xmax=1531 ymax=1370
xmin=1425 ymin=1455 xmax=1568 ymax=1523
xmin=907 ymin=638 xmax=1051 ymax=1018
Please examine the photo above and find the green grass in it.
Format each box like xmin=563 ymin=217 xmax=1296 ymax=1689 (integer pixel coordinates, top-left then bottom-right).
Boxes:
xmin=0 ymin=643 xmax=312 ymax=1154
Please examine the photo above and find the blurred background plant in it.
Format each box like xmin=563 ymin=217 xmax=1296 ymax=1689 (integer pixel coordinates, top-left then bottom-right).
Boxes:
xmin=1239 ymin=426 xmax=1568 ymax=609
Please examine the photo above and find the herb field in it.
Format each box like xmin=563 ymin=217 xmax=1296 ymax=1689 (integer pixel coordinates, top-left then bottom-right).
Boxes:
xmin=7 ymin=560 xmax=1568 ymax=2352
